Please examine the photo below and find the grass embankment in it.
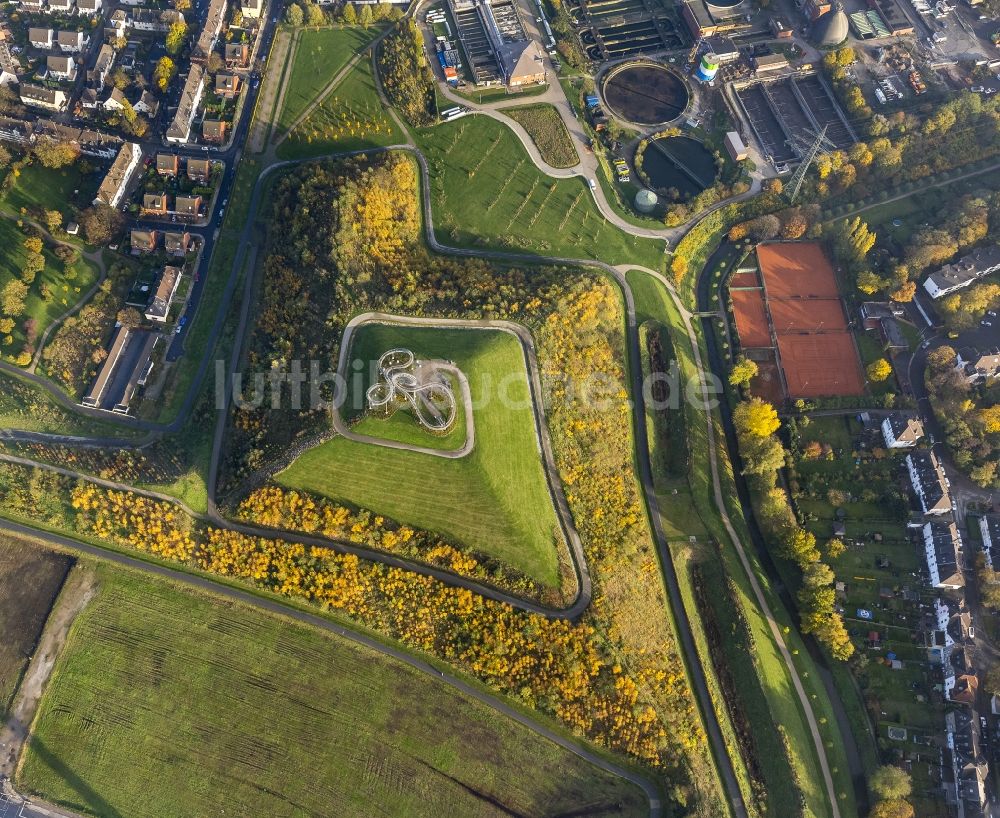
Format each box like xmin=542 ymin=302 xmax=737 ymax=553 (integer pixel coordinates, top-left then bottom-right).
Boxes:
xmin=0 ymin=535 xmax=71 ymax=717
xmin=626 ymin=269 xmax=855 ymax=818
xmin=504 ymin=104 xmax=579 ymax=168
xmin=0 ymin=371 xmax=134 ymax=437
xmin=275 ymin=25 xmax=382 ymax=134
xmin=414 ymin=115 xmax=665 ymax=269
xmin=278 ymin=55 xmax=406 ymax=159
xmin=18 ymin=562 xmax=649 ymax=818
xmin=279 ymin=324 xmax=564 ymax=589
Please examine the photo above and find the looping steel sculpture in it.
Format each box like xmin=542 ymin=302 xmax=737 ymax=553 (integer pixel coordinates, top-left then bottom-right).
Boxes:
xmin=366 ymin=348 xmax=458 ymax=432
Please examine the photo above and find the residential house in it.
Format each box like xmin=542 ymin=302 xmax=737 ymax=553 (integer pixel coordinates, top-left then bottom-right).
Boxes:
xmin=93 ymin=141 xmax=142 ymax=207
xmin=47 ymin=0 xmax=76 ymax=13
xmin=173 ymin=194 xmax=201 ymax=218
xmin=201 ymin=118 xmax=226 ymax=143
xmin=165 ymin=63 xmax=204 ymax=143
xmin=906 ymin=449 xmax=952 ymax=516
xmin=224 ymin=42 xmax=249 ymax=68
xmin=191 ymin=0 xmax=226 ymax=63
xmin=56 ymin=29 xmax=89 ymax=52
xmin=881 ymin=414 xmax=924 ymax=449
xmin=82 ymin=327 xmax=131 ymax=408
xmin=927 ymin=597 xmax=954 ymax=666
xmin=240 ymin=0 xmax=262 ymax=18
xmin=133 ymin=90 xmax=158 ymax=116
xmin=19 ymin=84 xmax=67 ymax=111
xmin=102 ymin=86 xmax=128 ymax=111
xmin=28 ymin=28 xmax=54 ymax=49
xmin=163 ymin=230 xmax=191 ymax=256
xmin=36 ymin=120 xmax=121 ymax=158
xmin=145 ymin=265 xmax=182 ymax=322
xmin=142 ymin=192 xmax=169 ymax=215
xmin=0 ymin=41 xmax=21 ymax=88
xmin=107 ymin=9 xmax=129 ymax=35
xmin=89 ymin=43 xmax=115 ymax=91
xmin=980 ymin=514 xmax=1000 ymax=569
xmin=923 ymin=245 xmax=1000 ymax=299
xmin=156 ymin=153 xmax=179 ymax=176
xmin=130 ymin=228 xmax=158 ymax=253
xmin=922 ymin=521 xmax=964 ymax=589
xmin=79 ymin=88 xmax=99 ymax=109
xmin=20 ymin=0 xmax=48 ymax=11
xmin=957 ymin=347 xmax=1000 ymax=384
xmin=214 ymin=73 xmax=240 ymax=98
xmin=130 ymin=8 xmax=184 ymax=32
xmin=0 ymin=116 xmax=32 ymax=145
xmin=186 ymin=157 xmax=211 ymax=181
xmin=46 ymin=54 xmax=76 ymax=81
xmin=77 ymin=0 xmax=102 ymax=15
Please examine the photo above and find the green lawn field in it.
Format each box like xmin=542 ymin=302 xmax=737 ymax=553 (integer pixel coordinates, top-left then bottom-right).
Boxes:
xmin=0 ymin=218 xmax=99 ymax=361
xmin=276 ymin=26 xmax=381 ymax=134
xmin=279 ymin=324 xmax=564 ymax=588
xmin=0 ymin=162 xmax=98 ymax=222
xmin=277 ymin=56 xmax=405 ymax=160
xmin=18 ymin=564 xmax=648 ymax=818
xmin=414 ymin=116 xmax=666 ymax=269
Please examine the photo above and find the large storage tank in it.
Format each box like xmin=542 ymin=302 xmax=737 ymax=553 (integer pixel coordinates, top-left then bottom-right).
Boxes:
xmin=695 ymin=53 xmax=720 ymax=83
xmin=634 ymin=188 xmax=659 ymax=213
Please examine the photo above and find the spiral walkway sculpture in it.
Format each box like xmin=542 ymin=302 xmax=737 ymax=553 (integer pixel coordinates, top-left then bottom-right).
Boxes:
xmin=366 ymin=348 xmax=458 ymax=433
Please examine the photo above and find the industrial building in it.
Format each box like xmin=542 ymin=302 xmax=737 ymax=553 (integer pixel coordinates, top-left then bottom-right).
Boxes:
xmin=446 ymin=0 xmax=545 ymax=87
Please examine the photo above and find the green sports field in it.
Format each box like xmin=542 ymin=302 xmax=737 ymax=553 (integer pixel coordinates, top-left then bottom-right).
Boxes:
xmin=18 ymin=565 xmax=649 ymax=817
xmin=414 ymin=116 xmax=666 ymax=269
xmin=278 ymin=323 xmax=564 ymax=588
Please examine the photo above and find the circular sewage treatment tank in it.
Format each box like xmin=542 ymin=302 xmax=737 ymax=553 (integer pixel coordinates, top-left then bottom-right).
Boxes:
xmin=601 ymin=63 xmax=690 ymax=127
xmin=640 ymin=136 xmax=717 ymax=200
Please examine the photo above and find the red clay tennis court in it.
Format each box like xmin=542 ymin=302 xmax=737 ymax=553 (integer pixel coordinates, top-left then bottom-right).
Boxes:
xmin=729 ymin=242 xmax=865 ymax=400
xmin=769 ymin=298 xmax=849 ymax=335
xmin=731 ymin=288 xmax=771 ymax=347
xmin=776 ymin=334 xmax=865 ymax=397
xmin=757 ymin=242 xmax=842 ymax=299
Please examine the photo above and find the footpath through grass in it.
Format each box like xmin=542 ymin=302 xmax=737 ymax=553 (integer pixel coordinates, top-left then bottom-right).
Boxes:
xmin=626 ymin=269 xmax=854 ymax=818
xmin=18 ymin=562 xmax=649 ymax=818
xmin=504 ymin=103 xmax=579 ymax=168
xmin=279 ymin=325 xmax=564 ymax=589
xmin=275 ymin=25 xmax=381 ymax=134
xmin=277 ymin=55 xmax=405 ymax=160
xmin=414 ymin=116 xmax=665 ymax=269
